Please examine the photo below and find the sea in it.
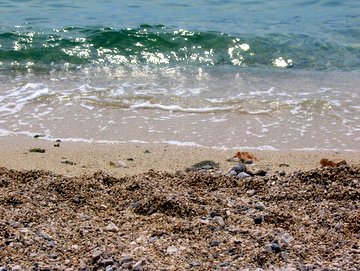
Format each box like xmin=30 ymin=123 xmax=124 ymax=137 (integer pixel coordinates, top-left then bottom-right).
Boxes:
xmin=0 ymin=0 xmax=359 ymax=151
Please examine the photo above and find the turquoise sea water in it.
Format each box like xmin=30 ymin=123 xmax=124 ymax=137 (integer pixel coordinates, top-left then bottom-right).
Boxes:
xmin=0 ymin=0 xmax=359 ymax=150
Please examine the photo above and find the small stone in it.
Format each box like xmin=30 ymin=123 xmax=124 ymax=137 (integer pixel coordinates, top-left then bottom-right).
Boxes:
xmin=166 ymin=246 xmax=178 ymax=255
xmin=132 ymin=260 xmax=143 ymax=270
xmin=105 ymin=267 xmax=113 ymax=271
xmin=49 ymin=253 xmax=58 ymax=259
xmin=109 ymin=160 xmax=128 ymax=168
xmin=144 ymin=149 xmax=151 ymax=154
xmin=61 ymin=159 xmax=76 ymax=165
xmin=37 ymin=230 xmax=53 ymax=241
xmin=227 ymin=170 xmax=237 ymax=176
xmin=237 ymin=172 xmax=250 ymax=179
xmin=99 ymin=258 xmax=114 ymax=267
xmin=271 ymin=241 xmax=281 ymax=253
xmin=122 ymin=262 xmax=132 ymax=269
xmin=281 ymin=251 xmax=288 ymax=261
xmin=189 ymin=261 xmax=201 ymax=267
xmin=54 ymin=143 xmax=60 ymax=147
xmin=213 ymin=216 xmax=225 ymax=226
xmin=279 ymin=170 xmax=286 ymax=176
xmin=254 ymin=216 xmax=263 ymax=225
xmin=120 ymin=256 xmax=133 ymax=264
xmin=12 ymin=266 xmax=22 ymax=271
xmin=104 ymin=222 xmax=119 ymax=232
xmin=255 ymin=202 xmax=266 ymax=211
xmin=92 ymin=250 xmax=102 ymax=262
xmin=210 ymin=240 xmax=220 ymax=247
xmin=33 ymin=134 xmax=45 ymax=138
xmin=9 ymin=221 xmax=21 ymax=228
xmin=56 ymin=139 xmax=61 ymax=143
xmin=29 ymin=148 xmax=45 ymax=153
xmin=228 ymin=164 xmax=246 ymax=174
xmin=0 ymin=267 xmax=8 ymax=271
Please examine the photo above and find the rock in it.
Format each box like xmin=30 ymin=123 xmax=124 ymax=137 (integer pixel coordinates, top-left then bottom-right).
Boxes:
xmin=228 ymin=164 xmax=246 ymax=174
xmin=227 ymin=170 xmax=237 ymax=176
xmin=254 ymin=216 xmax=263 ymax=225
xmin=54 ymin=143 xmax=60 ymax=147
xmin=105 ymin=267 xmax=114 ymax=271
xmin=99 ymin=258 xmax=114 ymax=267
xmin=255 ymin=202 xmax=266 ymax=211
xmin=61 ymin=158 xmax=76 ymax=165
xmin=33 ymin=134 xmax=45 ymax=138
xmin=120 ymin=256 xmax=133 ymax=264
xmin=37 ymin=230 xmax=53 ymax=241
xmin=12 ymin=266 xmax=22 ymax=271
xmin=166 ymin=246 xmax=178 ymax=255
xmin=213 ymin=216 xmax=225 ymax=226
xmin=210 ymin=240 xmax=220 ymax=247
xmin=271 ymin=241 xmax=281 ymax=253
xmin=237 ymin=172 xmax=250 ymax=179
xmin=29 ymin=148 xmax=45 ymax=153
xmin=49 ymin=253 xmax=58 ymax=259
xmin=9 ymin=221 xmax=21 ymax=228
xmin=189 ymin=261 xmax=201 ymax=267
xmin=144 ymin=149 xmax=151 ymax=154
xmin=92 ymin=250 xmax=102 ymax=263
xmin=186 ymin=160 xmax=219 ymax=172
xmin=132 ymin=260 xmax=143 ymax=270
xmin=320 ymin=158 xmax=347 ymax=167
xmin=110 ymin=160 xmax=128 ymax=168
xmin=230 ymin=151 xmax=259 ymax=163
xmin=0 ymin=267 xmax=7 ymax=271
xmin=104 ymin=222 xmax=119 ymax=232
xmin=279 ymin=170 xmax=286 ymax=176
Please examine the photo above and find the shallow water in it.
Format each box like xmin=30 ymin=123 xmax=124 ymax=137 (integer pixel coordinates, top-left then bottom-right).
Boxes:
xmin=0 ymin=0 xmax=359 ymax=150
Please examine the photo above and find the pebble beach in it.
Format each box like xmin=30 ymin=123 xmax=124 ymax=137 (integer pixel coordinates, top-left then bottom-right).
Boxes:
xmin=0 ymin=136 xmax=359 ymax=270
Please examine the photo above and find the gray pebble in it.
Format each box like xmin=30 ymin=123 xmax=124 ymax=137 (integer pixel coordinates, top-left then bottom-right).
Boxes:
xmin=92 ymin=250 xmax=102 ymax=262
xmin=255 ymin=202 xmax=266 ymax=211
xmin=0 ymin=267 xmax=7 ymax=271
xmin=12 ymin=266 xmax=22 ymax=271
xmin=100 ymin=258 xmax=114 ymax=267
xmin=271 ymin=241 xmax=281 ymax=253
xmin=237 ymin=172 xmax=250 ymax=179
xmin=213 ymin=216 xmax=225 ymax=226
xmin=120 ymin=256 xmax=133 ymax=264
xmin=105 ymin=267 xmax=114 ymax=271
xmin=210 ymin=240 xmax=220 ymax=247
xmin=132 ymin=260 xmax=143 ymax=270
xmin=190 ymin=261 xmax=201 ymax=267
xmin=229 ymin=164 xmax=246 ymax=174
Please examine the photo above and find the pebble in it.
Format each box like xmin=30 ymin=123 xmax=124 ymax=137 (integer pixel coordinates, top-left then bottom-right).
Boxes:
xmin=228 ymin=164 xmax=246 ymax=174
xmin=166 ymin=246 xmax=178 ymax=255
xmin=120 ymin=256 xmax=133 ymax=264
xmin=237 ymin=172 xmax=250 ymax=179
xmin=109 ymin=160 xmax=128 ymax=168
xmin=132 ymin=260 xmax=143 ymax=270
xmin=254 ymin=216 xmax=263 ymax=225
xmin=0 ymin=267 xmax=7 ymax=271
xmin=92 ymin=250 xmax=102 ymax=262
xmin=12 ymin=266 xmax=22 ymax=271
xmin=9 ymin=221 xmax=21 ymax=228
xmin=99 ymin=258 xmax=114 ymax=267
xmin=271 ymin=241 xmax=281 ymax=253
xmin=255 ymin=202 xmax=266 ymax=211
xmin=213 ymin=216 xmax=225 ymax=226
xmin=189 ymin=261 xmax=201 ymax=267
xmin=210 ymin=240 xmax=220 ymax=247
xmin=104 ymin=222 xmax=119 ymax=232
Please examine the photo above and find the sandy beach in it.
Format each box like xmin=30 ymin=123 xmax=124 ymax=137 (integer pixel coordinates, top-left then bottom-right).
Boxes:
xmin=1 ymin=135 xmax=359 ymax=270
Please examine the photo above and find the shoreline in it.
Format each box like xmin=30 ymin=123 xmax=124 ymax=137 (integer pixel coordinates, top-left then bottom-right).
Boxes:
xmin=1 ymin=135 xmax=359 ymax=177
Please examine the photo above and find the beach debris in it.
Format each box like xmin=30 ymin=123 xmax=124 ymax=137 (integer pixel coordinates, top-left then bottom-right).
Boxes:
xmin=186 ymin=160 xmax=219 ymax=172
xmin=33 ymin=134 xmax=46 ymax=139
xmin=228 ymin=151 xmax=259 ymax=163
xmin=109 ymin=160 xmax=128 ymax=168
xmin=54 ymin=142 xmax=60 ymax=147
xmin=320 ymin=158 xmax=347 ymax=167
xmin=279 ymin=163 xmax=290 ymax=167
xmin=29 ymin=148 xmax=45 ymax=153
